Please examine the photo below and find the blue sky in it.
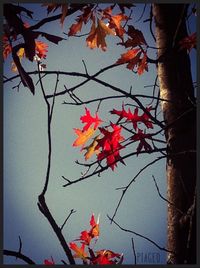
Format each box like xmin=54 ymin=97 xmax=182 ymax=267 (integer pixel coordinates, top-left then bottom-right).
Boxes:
xmin=3 ymin=3 xmax=196 ymax=265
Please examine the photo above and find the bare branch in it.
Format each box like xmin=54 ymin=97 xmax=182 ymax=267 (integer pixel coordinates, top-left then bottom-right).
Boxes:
xmin=107 ymin=215 xmax=175 ymax=254
xmin=131 ymin=238 xmax=137 ymax=265
xmin=110 ymin=155 xmax=166 ymax=222
xmin=3 ymin=249 xmax=35 ymax=264
xmin=61 ymin=209 xmax=76 ymax=231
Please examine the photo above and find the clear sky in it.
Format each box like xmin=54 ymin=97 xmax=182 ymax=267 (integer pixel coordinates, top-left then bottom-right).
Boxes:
xmin=3 ymin=3 xmax=196 ymax=265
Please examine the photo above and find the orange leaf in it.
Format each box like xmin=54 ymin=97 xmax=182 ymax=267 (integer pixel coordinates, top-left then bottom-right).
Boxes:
xmin=35 ymin=40 xmax=48 ymax=59
xmin=89 ymin=213 xmax=100 ymax=238
xmin=73 ymin=127 xmax=96 ymax=147
xmin=86 ymin=19 xmax=115 ymax=51
xmin=69 ymin=242 xmax=88 ymax=260
xmin=83 ymin=136 xmax=100 ymax=160
xmin=108 ymin=13 xmax=128 ymax=38
xmin=116 ymin=48 xmax=140 ymax=65
xmin=68 ymin=19 xmax=83 ymax=36
xmin=137 ymin=52 xmax=148 ymax=75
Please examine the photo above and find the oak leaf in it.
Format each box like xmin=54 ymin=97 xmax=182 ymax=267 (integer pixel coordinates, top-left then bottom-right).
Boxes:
xmin=83 ymin=136 xmax=100 ymax=160
xmin=131 ymin=129 xmax=152 ymax=154
xmin=80 ymin=107 xmax=103 ymax=131
xmin=86 ymin=18 xmax=115 ymax=51
xmin=35 ymin=40 xmax=48 ymax=59
xmin=137 ymin=52 xmax=148 ymax=75
xmin=93 ymin=250 xmax=122 ymax=264
xmin=44 ymin=257 xmax=55 ymax=265
xmin=97 ymin=123 xmax=125 ymax=170
xmin=115 ymin=48 xmax=141 ymax=65
xmin=73 ymin=127 xmax=96 ymax=147
xmin=69 ymin=242 xmax=88 ymax=260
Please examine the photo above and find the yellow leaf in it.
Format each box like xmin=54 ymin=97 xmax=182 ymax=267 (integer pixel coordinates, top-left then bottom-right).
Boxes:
xmin=73 ymin=127 xmax=96 ymax=147
xmin=83 ymin=135 xmax=100 ymax=160
xmin=11 ymin=48 xmax=25 ymax=72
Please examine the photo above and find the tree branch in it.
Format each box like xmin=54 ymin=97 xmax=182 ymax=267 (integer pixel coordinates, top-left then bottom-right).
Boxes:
xmin=3 ymin=250 xmax=35 ymax=264
xmin=107 ymin=215 xmax=175 ymax=254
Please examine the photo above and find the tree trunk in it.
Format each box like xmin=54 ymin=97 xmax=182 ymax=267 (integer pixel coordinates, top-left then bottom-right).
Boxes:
xmin=152 ymin=4 xmax=196 ymax=264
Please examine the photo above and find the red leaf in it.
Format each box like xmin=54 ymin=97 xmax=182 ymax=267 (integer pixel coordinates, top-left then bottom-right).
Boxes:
xmin=179 ymin=32 xmax=196 ymax=52
xmin=97 ymin=123 xmax=125 ymax=170
xmin=80 ymin=107 xmax=103 ymax=131
xmin=76 ymin=214 xmax=99 ymax=245
xmin=110 ymin=105 xmax=153 ymax=130
xmin=3 ymin=35 xmax=12 ymax=60
xmin=131 ymin=129 xmax=152 ymax=154
xmin=70 ymin=242 xmax=88 ymax=260
xmin=44 ymin=257 xmax=55 ymax=265
xmin=92 ymin=250 xmax=122 ymax=265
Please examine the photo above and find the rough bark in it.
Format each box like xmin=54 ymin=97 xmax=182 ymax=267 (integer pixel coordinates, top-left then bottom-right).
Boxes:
xmin=152 ymin=4 xmax=196 ymax=264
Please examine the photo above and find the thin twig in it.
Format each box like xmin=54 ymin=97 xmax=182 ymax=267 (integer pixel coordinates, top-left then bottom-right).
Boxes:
xmin=107 ymin=215 xmax=175 ymax=254
xmin=152 ymin=175 xmax=185 ymax=215
xmin=110 ymin=155 xmax=166 ymax=222
xmin=60 ymin=209 xmax=76 ymax=231
xmin=131 ymin=238 xmax=137 ymax=265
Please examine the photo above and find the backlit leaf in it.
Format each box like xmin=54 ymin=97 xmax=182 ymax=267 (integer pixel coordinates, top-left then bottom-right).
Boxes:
xmin=83 ymin=136 xmax=100 ymax=160
xmin=70 ymin=242 xmax=88 ymax=260
xmin=80 ymin=107 xmax=103 ymax=131
xmin=86 ymin=19 xmax=115 ymax=51
xmin=73 ymin=127 xmax=96 ymax=147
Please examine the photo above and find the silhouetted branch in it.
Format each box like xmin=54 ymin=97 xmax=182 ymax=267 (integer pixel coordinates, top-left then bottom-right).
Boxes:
xmin=38 ymin=194 xmax=75 ymax=264
xmin=131 ymin=238 xmax=137 ymax=265
xmin=107 ymin=215 xmax=175 ymax=254
xmin=3 ymin=250 xmax=35 ymax=264
xmin=61 ymin=209 xmax=76 ymax=231
xmin=152 ymin=175 xmax=185 ymax=215
xmin=111 ymin=155 xmax=166 ymax=222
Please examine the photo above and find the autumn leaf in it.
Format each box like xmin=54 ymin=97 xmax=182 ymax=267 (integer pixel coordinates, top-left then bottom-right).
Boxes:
xmin=73 ymin=127 xmax=96 ymax=147
xmin=179 ymin=32 xmax=196 ymax=52
xmin=11 ymin=47 xmax=25 ymax=72
xmin=127 ymin=25 xmax=147 ymax=46
xmin=110 ymin=104 xmax=153 ymax=130
xmin=70 ymin=242 xmax=88 ymax=260
xmin=83 ymin=136 xmax=100 ymax=160
xmin=115 ymin=48 xmax=141 ymax=66
xmin=42 ymin=4 xmax=68 ymax=26
xmin=76 ymin=213 xmax=100 ymax=245
xmin=68 ymin=6 xmax=92 ymax=36
xmin=92 ymin=250 xmax=122 ymax=265
xmin=44 ymin=257 xmax=55 ymax=265
xmin=137 ymin=52 xmax=148 ymax=75
xmin=104 ymin=12 xmax=128 ymax=38
xmin=86 ymin=18 xmax=115 ymax=51
xmin=97 ymin=123 xmax=125 ymax=170
xmin=131 ymin=129 xmax=152 ymax=154
xmin=80 ymin=107 xmax=103 ymax=131
xmin=68 ymin=19 xmax=83 ymax=36
xmin=35 ymin=40 xmax=48 ymax=59
xmin=89 ymin=213 xmax=100 ymax=238
xmin=3 ymin=35 xmax=12 ymax=60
